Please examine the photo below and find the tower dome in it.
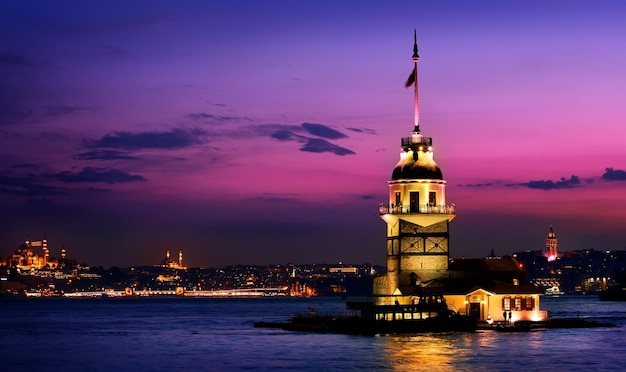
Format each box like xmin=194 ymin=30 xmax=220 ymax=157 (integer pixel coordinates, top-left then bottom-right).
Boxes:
xmin=391 ymin=133 xmax=443 ymax=180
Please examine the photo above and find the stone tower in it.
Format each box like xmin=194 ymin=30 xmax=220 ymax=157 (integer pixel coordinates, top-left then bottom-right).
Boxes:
xmin=545 ymin=226 xmax=558 ymax=262
xmin=373 ymin=32 xmax=456 ymax=306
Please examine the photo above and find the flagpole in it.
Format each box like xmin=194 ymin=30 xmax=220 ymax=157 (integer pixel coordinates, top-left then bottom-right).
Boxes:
xmin=412 ymin=30 xmax=420 ymax=132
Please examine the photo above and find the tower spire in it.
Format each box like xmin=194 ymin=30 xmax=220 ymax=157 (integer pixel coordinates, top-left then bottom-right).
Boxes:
xmin=412 ymin=30 xmax=419 ymax=132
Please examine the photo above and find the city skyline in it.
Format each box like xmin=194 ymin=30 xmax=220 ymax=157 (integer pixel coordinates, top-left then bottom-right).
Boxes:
xmin=1 ymin=1 xmax=626 ymax=267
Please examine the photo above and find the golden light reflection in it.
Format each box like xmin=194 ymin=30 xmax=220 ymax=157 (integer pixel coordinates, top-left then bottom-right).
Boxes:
xmin=380 ymin=334 xmax=473 ymax=371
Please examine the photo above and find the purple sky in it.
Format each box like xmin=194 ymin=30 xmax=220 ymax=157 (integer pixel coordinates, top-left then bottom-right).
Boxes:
xmin=2 ymin=1 xmax=626 ymax=268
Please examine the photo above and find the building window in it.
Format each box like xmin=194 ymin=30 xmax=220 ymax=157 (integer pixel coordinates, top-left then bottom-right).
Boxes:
xmin=502 ymin=297 xmax=511 ymax=311
xmin=395 ymin=192 xmax=401 ymax=206
xmin=429 ymin=191 xmax=436 ymax=206
xmin=524 ymin=297 xmax=534 ymax=310
xmin=514 ymin=297 xmax=522 ymax=311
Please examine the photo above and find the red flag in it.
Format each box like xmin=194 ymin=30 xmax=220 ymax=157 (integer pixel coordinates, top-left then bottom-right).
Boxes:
xmin=405 ymin=67 xmax=416 ymax=88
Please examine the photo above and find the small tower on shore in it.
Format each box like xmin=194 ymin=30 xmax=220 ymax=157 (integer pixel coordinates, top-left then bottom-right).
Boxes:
xmin=373 ymin=31 xmax=456 ymax=306
xmin=545 ymin=226 xmax=558 ymax=262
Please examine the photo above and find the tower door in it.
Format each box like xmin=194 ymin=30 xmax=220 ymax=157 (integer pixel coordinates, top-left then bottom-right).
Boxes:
xmin=409 ymin=192 xmax=419 ymax=213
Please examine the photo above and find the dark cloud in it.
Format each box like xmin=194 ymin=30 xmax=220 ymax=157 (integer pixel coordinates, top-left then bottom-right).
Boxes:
xmin=0 ymin=173 xmax=66 ymax=196
xmin=602 ymin=167 xmax=626 ymax=181
xmin=346 ymin=127 xmax=377 ymax=135
xmin=84 ymin=128 xmax=204 ymax=150
xmin=45 ymin=105 xmax=88 ymax=117
xmin=185 ymin=112 xmax=251 ymax=122
xmin=0 ymin=53 xmax=31 ymax=67
xmin=302 ymin=123 xmax=347 ymax=139
xmin=266 ymin=123 xmax=354 ymax=156
xmin=459 ymin=183 xmax=495 ymax=187
xmin=54 ymin=167 xmax=146 ymax=184
xmin=525 ymin=175 xmax=581 ymax=190
xmin=270 ymin=129 xmax=354 ymax=156
xmin=270 ymin=129 xmax=295 ymax=141
xmin=74 ymin=150 xmax=139 ymax=161
xmin=301 ymin=138 xmax=355 ymax=156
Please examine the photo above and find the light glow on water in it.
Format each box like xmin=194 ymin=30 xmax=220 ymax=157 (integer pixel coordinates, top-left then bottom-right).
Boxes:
xmin=0 ymin=296 xmax=625 ymax=371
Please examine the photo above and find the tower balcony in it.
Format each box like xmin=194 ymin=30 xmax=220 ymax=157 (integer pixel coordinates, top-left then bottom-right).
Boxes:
xmin=378 ymin=203 xmax=456 ymax=216
xmin=401 ymin=136 xmax=432 ymax=147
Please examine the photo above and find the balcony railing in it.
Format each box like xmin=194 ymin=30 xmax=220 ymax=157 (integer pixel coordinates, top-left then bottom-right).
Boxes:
xmin=378 ymin=203 xmax=456 ymax=215
xmin=401 ymin=136 xmax=432 ymax=147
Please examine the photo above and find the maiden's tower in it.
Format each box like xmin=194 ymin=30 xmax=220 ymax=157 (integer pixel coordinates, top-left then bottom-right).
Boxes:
xmin=372 ymin=32 xmax=455 ymax=306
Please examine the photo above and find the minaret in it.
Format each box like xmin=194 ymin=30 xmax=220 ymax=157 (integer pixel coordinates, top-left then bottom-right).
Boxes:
xmin=545 ymin=226 xmax=558 ymax=262
xmin=373 ymin=33 xmax=456 ymax=306
xmin=178 ymin=249 xmax=183 ymax=268
xmin=43 ymin=233 xmax=49 ymax=266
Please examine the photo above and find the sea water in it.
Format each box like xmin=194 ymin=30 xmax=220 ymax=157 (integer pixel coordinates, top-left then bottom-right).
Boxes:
xmin=1 ymin=296 xmax=625 ymax=371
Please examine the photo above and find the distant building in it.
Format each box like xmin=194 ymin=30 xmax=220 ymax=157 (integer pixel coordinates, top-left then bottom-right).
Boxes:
xmin=371 ymin=34 xmax=546 ymax=323
xmin=545 ymin=225 xmax=558 ymax=262
xmin=159 ymin=249 xmax=186 ymax=269
xmin=6 ymin=234 xmax=73 ymax=270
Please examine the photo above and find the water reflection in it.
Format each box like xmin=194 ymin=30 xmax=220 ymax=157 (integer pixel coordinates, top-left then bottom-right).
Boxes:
xmin=379 ymin=333 xmax=472 ymax=370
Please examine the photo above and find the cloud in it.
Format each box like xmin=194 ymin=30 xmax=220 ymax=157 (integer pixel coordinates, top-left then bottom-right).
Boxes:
xmin=265 ymin=123 xmax=354 ymax=156
xmin=346 ymin=127 xmax=377 ymax=135
xmin=185 ymin=112 xmax=251 ymax=122
xmin=270 ymin=129 xmax=295 ymax=141
xmin=524 ymin=175 xmax=582 ymax=190
xmin=302 ymin=123 xmax=347 ymax=139
xmin=74 ymin=150 xmax=139 ymax=161
xmin=458 ymin=183 xmax=496 ymax=187
xmin=0 ymin=173 xmax=66 ymax=196
xmin=358 ymin=194 xmax=376 ymax=200
xmin=300 ymin=138 xmax=355 ymax=156
xmin=84 ymin=128 xmax=204 ymax=150
xmin=45 ymin=105 xmax=88 ymax=117
xmin=602 ymin=167 xmax=626 ymax=181
xmin=54 ymin=167 xmax=146 ymax=184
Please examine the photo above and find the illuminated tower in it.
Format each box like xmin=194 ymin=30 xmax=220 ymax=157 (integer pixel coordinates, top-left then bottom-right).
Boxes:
xmin=178 ymin=249 xmax=183 ymax=268
xmin=373 ymin=32 xmax=456 ymax=305
xmin=545 ymin=226 xmax=558 ymax=262
xmin=43 ymin=233 xmax=49 ymax=266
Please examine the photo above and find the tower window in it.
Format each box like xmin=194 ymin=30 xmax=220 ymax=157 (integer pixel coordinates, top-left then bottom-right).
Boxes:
xmin=395 ymin=192 xmax=401 ymax=206
xmin=429 ymin=191 xmax=436 ymax=206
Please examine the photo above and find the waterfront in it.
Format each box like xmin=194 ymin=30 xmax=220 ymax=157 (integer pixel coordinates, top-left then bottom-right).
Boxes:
xmin=1 ymin=296 xmax=625 ymax=371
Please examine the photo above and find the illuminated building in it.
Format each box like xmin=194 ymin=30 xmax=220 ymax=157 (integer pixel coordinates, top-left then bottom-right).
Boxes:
xmin=372 ymin=32 xmax=547 ymax=323
xmin=373 ymin=32 xmax=455 ymax=305
xmin=9 ymin=234 xmax=60 ymax=270
xmin=545 ymin=225 xmax=558 ymax=262
xmin=159 ymin=249 xmax=186 ymax=269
